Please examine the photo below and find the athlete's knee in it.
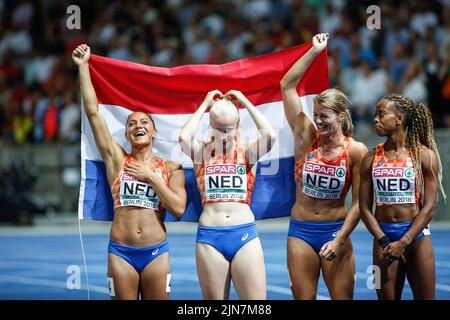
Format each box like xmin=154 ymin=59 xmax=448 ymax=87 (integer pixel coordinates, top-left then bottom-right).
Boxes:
xmin=292 ymin=291 xmax=317 ymax=300
xmin=291 ymin=284 xmax=317 ymax=300
xmin=202 ymin=288 xmax=228 ymax=300
xmin=329 ymin=288 xmax=353 ymax=300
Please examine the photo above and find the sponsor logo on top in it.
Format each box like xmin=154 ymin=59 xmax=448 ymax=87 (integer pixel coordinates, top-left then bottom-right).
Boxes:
xmin=206 ymin=164 xmax=245 ymax=175
xmin=336 ymin=167 xmax=345 ymax=178
xmin=304 ymin=162 xmax=341 ymax=177
xmin=373 ymin=168 xmax=405 ymax=177
xmin=122 ymin=172 xmax=137 ymax=181
xmin=404 ymin=168 xmax=414 ymax=178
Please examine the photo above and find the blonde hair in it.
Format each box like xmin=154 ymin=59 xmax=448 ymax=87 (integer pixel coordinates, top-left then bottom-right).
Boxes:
xmin=314 ymin=88 xmax=353 ymax=136
xmin=210 ymin=98 xmax=240 ymax=126
xmin=208 ymin=98 xmax=241 ymax=145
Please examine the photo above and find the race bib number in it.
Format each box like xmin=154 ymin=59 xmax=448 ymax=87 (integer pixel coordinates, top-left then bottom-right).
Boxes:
xmin=302 ymin=162 xmax=346 ymax=200
xmin=373 ymin=167 xmax=415 ymax=204
xmin=119 ymin=172 xmax=160 ymax=210
xmin=204 ymin=164 xmax=247 ymax=201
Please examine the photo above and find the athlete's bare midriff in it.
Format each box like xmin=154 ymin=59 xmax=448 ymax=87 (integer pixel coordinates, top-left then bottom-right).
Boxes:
xmin=375 ymin=204 xmax=419 ymax=223
xmin=109 ymin=206 xmax=167 ymax=247
xmin=199 ymin=202 xmax=255 ymax=227
xmin=291 ymin=188 xmax=347 ymax=222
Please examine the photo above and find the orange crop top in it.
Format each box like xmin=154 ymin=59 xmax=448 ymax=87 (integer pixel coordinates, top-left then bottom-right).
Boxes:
xmin=110 ymin=155 xmax=169 ymax=212
xmin=295 ymin=135 xmax=352 ymax=200
xmin=371 ymin=143 xmax=420 ymax=206
xmin=195 ymin=142 xmax=255 ymax=206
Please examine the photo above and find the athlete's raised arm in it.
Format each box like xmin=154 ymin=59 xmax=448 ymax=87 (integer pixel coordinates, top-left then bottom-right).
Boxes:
xmin=179 ymin=90 xmax=223 ymax=163
xmin=225 ymin=90 xmax=277 ymax=165
xmin=72 ymin=44 xmax=124 ymax=177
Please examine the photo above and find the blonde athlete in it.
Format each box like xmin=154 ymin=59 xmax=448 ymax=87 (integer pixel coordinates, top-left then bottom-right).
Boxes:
xmin=73 ymin=44 xmax=186 ymax=300
xmin=179 ymin=89 xmax=277 ymax=299
xmin=281 ymin=33 xmax=368 ymax=299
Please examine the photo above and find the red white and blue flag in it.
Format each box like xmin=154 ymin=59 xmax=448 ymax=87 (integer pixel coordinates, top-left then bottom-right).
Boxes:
xmin=78 ymin=43 xmax=328 ymax=221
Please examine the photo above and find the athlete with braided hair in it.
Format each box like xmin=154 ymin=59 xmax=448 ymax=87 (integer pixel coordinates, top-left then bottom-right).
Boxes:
xmin=360 ymin=94 xmax=446 ymax=300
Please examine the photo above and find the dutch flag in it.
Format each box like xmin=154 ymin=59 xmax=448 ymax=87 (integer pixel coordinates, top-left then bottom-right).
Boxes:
xmin=78 ymin=42 xmax=329 ymax=221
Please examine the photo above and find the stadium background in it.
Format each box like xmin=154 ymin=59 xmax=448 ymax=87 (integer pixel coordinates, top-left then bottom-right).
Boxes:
xmin=0 ymin=0 xmax=449 ymax=300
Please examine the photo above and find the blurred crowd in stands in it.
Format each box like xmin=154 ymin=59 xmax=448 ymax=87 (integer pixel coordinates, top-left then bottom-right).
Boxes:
xmin=0 ymin=0 xmax=449 ymax=145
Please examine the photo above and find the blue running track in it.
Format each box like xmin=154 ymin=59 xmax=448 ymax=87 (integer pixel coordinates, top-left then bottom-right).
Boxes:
xmin=1 ymin=225 xmax=449 ymax=300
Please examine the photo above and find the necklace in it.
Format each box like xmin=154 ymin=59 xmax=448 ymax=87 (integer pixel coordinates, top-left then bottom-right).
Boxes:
xmin=319 ymin=140 xmax=343 ymax=160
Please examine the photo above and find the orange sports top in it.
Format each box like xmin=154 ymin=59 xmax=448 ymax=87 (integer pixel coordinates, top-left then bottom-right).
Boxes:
xmin=110 ymin=155 xmax=169 ymax=212
xmin=295 ymin=135 xmax=352 ymax=200
xmin=195 ymin=142 xmax=255 ymax=205
xmin=371 ymin=143 xmax=420 ymax=206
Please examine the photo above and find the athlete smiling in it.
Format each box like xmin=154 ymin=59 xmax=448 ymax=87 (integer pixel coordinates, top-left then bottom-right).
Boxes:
xmin=73 ymin=44 xmax=187 ymax=300
xmin=281 ymin=33 xmax=368 ymax=300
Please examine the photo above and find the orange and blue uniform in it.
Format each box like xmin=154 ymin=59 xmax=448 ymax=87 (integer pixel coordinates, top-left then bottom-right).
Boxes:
xmin=195 ymin=142 xmax=259 ymax=261
xmin=108 ymin=155 xmax=170 ymax=273
xmin=289 ymin=135 xmax=353 ymax=253
xmin=371 ymin=143 xmax=429 ymax=245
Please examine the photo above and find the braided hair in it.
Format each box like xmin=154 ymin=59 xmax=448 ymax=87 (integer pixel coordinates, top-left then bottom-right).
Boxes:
xmin=383 ymin=94 xmax=446 ymax=202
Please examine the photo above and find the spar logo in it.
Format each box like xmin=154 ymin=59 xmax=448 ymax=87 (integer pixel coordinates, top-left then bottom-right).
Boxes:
xmin=206 ymin=164 xmax=237 ymax=175
xmin=236 ymin=165 xmax=246 ymax=175
xmin=373 ymin=168 xmax=404 ymax=177
xmin=122 ymin=172 xmax=137 ymax=181
xmin=336 ymin=167 xmax=345 ymax=178
xmin=404 ymin=168 xmax=414 ymax=178
xmin=304 ymin=163 xmax=336 ymax=176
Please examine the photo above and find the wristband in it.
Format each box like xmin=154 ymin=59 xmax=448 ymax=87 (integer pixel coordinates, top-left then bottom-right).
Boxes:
xmin=378 ymin=235 xmax=391 ymax=249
